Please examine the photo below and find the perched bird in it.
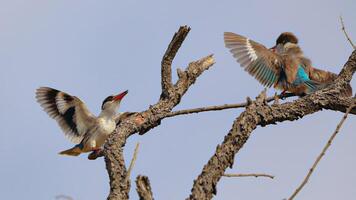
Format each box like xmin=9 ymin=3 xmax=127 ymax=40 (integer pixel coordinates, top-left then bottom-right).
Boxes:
xmin=36 ymin=87 xmax=128 ymax=156
xmin=224 ymin=32 xmax=352 ymax=96
xmin=271 ymin=32 xmax=352 ymax=96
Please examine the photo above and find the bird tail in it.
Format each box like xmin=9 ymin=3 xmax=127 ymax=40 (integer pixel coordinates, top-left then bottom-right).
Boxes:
xmin=343 ymin=83 xmax=353 ymax=97
xmin=59 ymin=146 xmax=82 ymax=156
xmin=309 ymin=67 xmax=337 ymax=83
xmin=303 ymin=80 xmax=326 ymax=94
xmin=309 ymin=67 xmax=353 ymax=97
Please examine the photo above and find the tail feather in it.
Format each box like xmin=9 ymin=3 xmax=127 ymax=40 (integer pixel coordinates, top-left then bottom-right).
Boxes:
xmin=303 ymin=80 xmax=326 ymax=94
xmin=309 ymin=67 xmax=353 ymax=97
xmin=309 ymin=67 xmax=337 ymax=83
xmin=59 ymin=146 xmax=82 ymax=156
xmin=342 ymin=83 xmax=353 ymax=97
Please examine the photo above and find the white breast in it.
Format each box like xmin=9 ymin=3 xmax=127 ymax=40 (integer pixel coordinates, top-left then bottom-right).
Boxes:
xmin=98 ymin=118 xmax=116 ymax=134
xmin=84 ymin=118 xmax=116 ymax=150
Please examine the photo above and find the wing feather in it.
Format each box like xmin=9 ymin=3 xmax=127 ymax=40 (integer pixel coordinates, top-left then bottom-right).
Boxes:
xmin=224 ymin=32 xmax=282 ymax=87
xmin=36 ymin=87 xmax=96 ymax=143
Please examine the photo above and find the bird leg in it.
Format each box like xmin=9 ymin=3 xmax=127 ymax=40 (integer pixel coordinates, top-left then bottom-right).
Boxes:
xmin=88 ymin=148 xmax=104 ymax=160
xmin=273 ymin=92 xmax=280 ymax=105
xmin=92 ymin=148 xmax=102 ymax=154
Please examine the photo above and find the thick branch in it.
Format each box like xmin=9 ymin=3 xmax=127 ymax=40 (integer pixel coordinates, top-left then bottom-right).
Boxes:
xmin=187 ymin=50 xmax=356 ymax=200
xmin=102 ymin=26 xmax=215 ymax=200
xmin=161 ymin=26 xmax=190 ymax=98
xmin=136 ymin=176 xmax=154 ymax=200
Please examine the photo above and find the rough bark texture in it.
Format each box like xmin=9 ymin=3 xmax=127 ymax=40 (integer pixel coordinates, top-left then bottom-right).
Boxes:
xmin=100 ymin=26 xmax=215 ymax=200
xmin=95 ymin=25 xmax=355 ymax=200
xmin=187 ymin=50 xmax=356 ymax=200
xmin=136 ymin=176 xmax=154 ymax=200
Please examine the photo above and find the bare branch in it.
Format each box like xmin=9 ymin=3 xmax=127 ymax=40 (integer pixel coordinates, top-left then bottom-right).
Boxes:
xmin=187 ymin=50 xmax=356 ymax=200
xmin=288 ymin=93 xmax=356 ymax=200
xmin=340 ymin=16 xmax=356 ymax=50
xmin=161 ymin=26 xmax=191 ymax=98
xmin=223 ymin=173 xmax=274 ymax=179
xmin=163 ymin=93 xmax=296 ymax=118
xmin=136 ymin=175 xmax=154 ymax=200
xmin=125 ymin=143 xmax=140 ymax=183
xmin=103 ymin=26 xmax=215 ymax=200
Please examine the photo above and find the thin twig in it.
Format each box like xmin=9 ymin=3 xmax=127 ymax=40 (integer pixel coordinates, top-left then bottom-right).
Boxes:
xmin=164 ymin=93 xmax=296 ymax=118
xmin=340 ymin=16 xmax=356 ymax=50
xmin=125 ymin=142 xmax=140 ymax=182
xmin=223 ymin=173 xmax=274 ymax=179
xmin=288 ymin=94 xmax=356 ymax=200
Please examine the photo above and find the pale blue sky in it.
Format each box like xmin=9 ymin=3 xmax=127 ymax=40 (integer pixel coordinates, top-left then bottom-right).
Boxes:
xmin=0 ymin=0 xmax=355 ymax=199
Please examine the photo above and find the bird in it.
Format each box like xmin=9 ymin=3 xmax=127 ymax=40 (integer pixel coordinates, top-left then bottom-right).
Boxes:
xmin=224 ymin=32 xmax=352 ymax=96
xmin=36 ymin=87 xmax=129 ymax=156
xmin=271 ymin=32 xmax=352 ymax=96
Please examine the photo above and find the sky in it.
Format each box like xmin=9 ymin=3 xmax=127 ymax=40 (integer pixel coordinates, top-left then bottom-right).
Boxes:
xmin=0 ymin=0 xmax=355 ymax=199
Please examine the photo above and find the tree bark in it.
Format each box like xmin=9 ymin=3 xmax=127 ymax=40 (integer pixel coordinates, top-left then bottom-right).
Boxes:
xmin=187 ymin=50 xmax=356 ymax=200
xmin=95 ymin=25 xmax=355 ymax=200
xmin=100 ymin=26 xmax=215 ymax=200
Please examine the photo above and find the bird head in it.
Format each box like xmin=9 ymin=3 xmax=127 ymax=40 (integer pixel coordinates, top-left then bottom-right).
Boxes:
xmin=270 ymin=32 xmax=302 ymax=55
xmin=101 ymin=90 xmax=128 ymax=111
xmin=276 ymin=32 xmax=299 ymax=45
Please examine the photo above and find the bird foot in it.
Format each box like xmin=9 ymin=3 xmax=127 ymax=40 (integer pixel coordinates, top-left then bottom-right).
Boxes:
xmin=88 ymin=148 xmax=104 ymax=160
xmin=279 ymin=90 xmax=289 ymax=100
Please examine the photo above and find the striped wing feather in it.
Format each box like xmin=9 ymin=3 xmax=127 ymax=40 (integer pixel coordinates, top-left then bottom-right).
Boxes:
xmin=36 ymin=87 xmax=96 ymax=143
xmin=224 ymin=32 xmax=282 ymax=87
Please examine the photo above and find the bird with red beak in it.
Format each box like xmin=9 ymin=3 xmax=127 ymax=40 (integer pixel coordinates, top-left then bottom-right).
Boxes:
xmin=36 ymin=87 xmax=128 ymax=156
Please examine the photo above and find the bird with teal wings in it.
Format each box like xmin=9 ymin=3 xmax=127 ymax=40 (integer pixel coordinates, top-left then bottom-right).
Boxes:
xmin=224 ymin=32 xmax=352 ymax=96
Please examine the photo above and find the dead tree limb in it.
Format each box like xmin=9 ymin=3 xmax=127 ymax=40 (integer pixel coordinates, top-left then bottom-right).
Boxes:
xmin=340 ymin=16 xmax=356 ymax=50
xmin=136 ymin=176 xmax=154 ymax=200
xmin=163 ymin=93 xmax=296 ymax=118
xmin=187 ymin=50 xmax=356 ymax=200
xmin=125 ymin=143 xmax=140 ymax=183
xmin=223 ymin=173 xmax=274 ymax=179
xmin=161 ymin=26 xmax=190 ymax=98
xmin=98 ymin=26 xmax=215 ymax=200
xmin=288 ymin=93 xmax=355 ymax=200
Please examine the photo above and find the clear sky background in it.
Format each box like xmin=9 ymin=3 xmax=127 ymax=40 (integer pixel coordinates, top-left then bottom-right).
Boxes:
xmin=1 ymin=0 xmax=355 ymax=199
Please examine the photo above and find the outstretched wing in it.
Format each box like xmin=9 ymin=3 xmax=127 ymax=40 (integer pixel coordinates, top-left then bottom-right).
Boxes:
xmin=224 ymin=32 xmax=282 ymax=87
xmin=36 ymin=87 xmax=96 ymax=143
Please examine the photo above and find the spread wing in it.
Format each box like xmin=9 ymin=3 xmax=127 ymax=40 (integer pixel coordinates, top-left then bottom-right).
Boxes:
xmin=36 ymin=87 xmax=96 ymax=143
xmin=224 ymin=32 xmax=283 ymax=87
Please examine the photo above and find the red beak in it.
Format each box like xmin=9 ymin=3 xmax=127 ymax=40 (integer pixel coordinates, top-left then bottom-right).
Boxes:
xmin=113 ymin=90 xmax=128 ymax=101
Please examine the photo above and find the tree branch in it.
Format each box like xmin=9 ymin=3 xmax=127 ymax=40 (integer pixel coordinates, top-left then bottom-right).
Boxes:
xmin=100 ymin=26 xmax=215 ymax=200
xmin=163 ymin=93 xmax=297 ymax=118
xmin=340 ymin=16 xmax=356 ymax=50
xmin=161 ymin=26 xmax=190 ymax=98
xmin=125 ymin=143 xmax=140 ymax=183
xmin=288 ymin=93 xmax=356 ymax=200
xmin=223 ymin=173 xmax=274 ymax=179
xmin=136 ymin=175 xmax=154 ymax=200
xmin=187 ymin=50 xmax=356 ymax=200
